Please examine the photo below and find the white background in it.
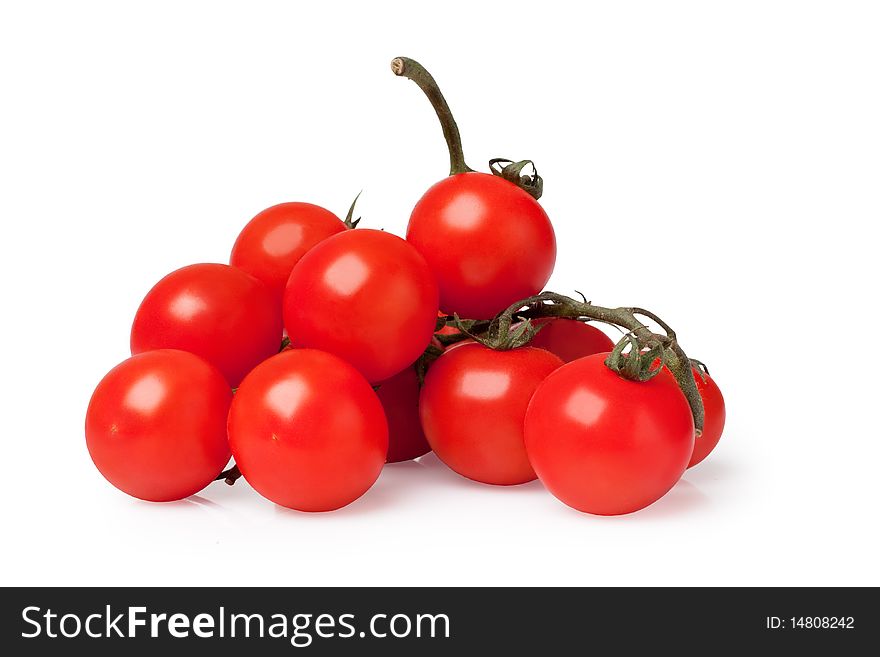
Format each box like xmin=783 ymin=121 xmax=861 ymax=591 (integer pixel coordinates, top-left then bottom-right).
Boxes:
xmin=2 ymin=1 xmax=878 ymax=587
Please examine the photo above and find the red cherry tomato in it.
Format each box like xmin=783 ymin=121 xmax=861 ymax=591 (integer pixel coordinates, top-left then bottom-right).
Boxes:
xmin=407 ymin=173 xmax=556 ymax=319
xmin=230 ymin=202 xmax=346 ymax=303
xmin=688 ymin=369 xmax=725 ymax=468
xmin=228 ymin=349 xmax=388 ymax=512
xmin=131 ymin=263 xmax=283 ymax=387
xmin=653 ymin=362 xmax=726 ymax=468
xmin=85 ymin=350 xmax=232 ymax=502
xmin=525 ymin=353 xmax=695 ymax=515
xmin=420 ymin=343 xmax=563 ymax=485
xmin=375 ymin=364 xmax=432 ymax=463
xmin=527 ymin=318 xmax=615 ymax=362
xmin=284 ymin=229 xmax=439 ymax=382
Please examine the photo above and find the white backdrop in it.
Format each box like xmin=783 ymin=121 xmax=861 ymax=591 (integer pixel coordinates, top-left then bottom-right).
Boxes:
xmin=1 ymin=1 xmax=878 ymax=586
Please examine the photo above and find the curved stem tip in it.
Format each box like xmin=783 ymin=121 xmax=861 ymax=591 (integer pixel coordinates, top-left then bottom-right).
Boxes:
xmin=391 ymin=57 xmax=473 ymax=176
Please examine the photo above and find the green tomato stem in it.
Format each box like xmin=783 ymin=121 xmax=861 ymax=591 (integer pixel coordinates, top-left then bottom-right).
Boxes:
xmin=437 ymin=292 xmax=706 ymax=434
xmin=391 ymin=57 xmax=474 ymax=176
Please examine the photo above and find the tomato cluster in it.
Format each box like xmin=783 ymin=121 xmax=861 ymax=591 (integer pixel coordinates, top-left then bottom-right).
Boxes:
xmin=85 ymin=57 xmax=726 ymax=515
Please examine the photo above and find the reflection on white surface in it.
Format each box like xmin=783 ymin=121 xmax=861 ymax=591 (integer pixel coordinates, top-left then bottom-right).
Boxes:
xmin=323 ymin=253 xmax=369 ymax=296
xmin=265 ymin=375 xmax=309 ymax=421
xmin=124 ymin=374 xmax=166 ymax=414
xmin=262 ymin=223 xmax=303 ymax=257
xmin=460 ymin=370 xmax=511 ymax=400
xmin=169 ymin=291 xmax=207 ymax=320
xmin=564 ymin=388 xmax=608 ymax=427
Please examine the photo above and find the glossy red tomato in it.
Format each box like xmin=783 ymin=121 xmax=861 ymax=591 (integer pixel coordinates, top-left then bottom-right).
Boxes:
xmin=228 ymin=349 xmax=388 ymax=511
xmin=407 ymin=173 xmax=556 ymax=319
xmin=653 ymin=362 xmax=726 ymax=468
xmin=85 ymin=350 xmax=232 ymax=502
xmin=527 ymin=318 xmax=615 ymax=362
xmin=284 ymin=229 xmax=439 ymax=382
xmin=131 ymin=263 xmax=283 ymax=387
xmin=688 ymin=369 xmax=725 ymax=467
xmin=420 ymin=343 xmax=563 ymax=485
xmin=230 ymin=202 xmax=346 ymax=303
xmin=375 ymin=364 xmax=432 ymax=463
xmin=525 ymin=353 xmax=695 ymax=515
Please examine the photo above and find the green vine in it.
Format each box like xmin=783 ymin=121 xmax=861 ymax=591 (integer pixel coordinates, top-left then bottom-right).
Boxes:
xmin=432 ymin=292 xmax=705 ymax=434
xmin=391 ymin=56 xmax=544 ymax=199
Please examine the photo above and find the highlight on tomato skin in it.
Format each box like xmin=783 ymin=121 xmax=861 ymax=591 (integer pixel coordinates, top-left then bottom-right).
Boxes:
xmin=230 ymin=202 xmax=346 ymax=304
xmin=406 ymin=172 xmax=556 ymax=320
xmin=227 ymin=349 xmax=388 ymax=512
xmin=419 ymin=343 xmax=564 ymax=486
xmin=85 ymin=349 xmax=233 ymax=503
xmin=524 ymin=353 xmax=695 ymax=516
xmin=130 ymin=263 xmax=283 ymax=387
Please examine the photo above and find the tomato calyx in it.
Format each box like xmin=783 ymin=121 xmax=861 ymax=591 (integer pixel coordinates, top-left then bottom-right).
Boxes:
xmin=343 ymin=191 xmax=362 ymax=229
xmin=489 ymin=158 xmax=543 ymax=200
xmin=604 ymin=333 xmax=668 ymax=382
xmin=391 ymin=56 xmax=544 ymax=199
xmin=451 ymin=313 xmax=541 ymax=351
xmin=689 ymin=357 xmax=711 ymax=383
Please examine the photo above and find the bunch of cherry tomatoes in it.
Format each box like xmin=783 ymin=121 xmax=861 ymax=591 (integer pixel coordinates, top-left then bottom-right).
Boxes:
xmin=85 ymin=58 xmax=725 ymax=516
